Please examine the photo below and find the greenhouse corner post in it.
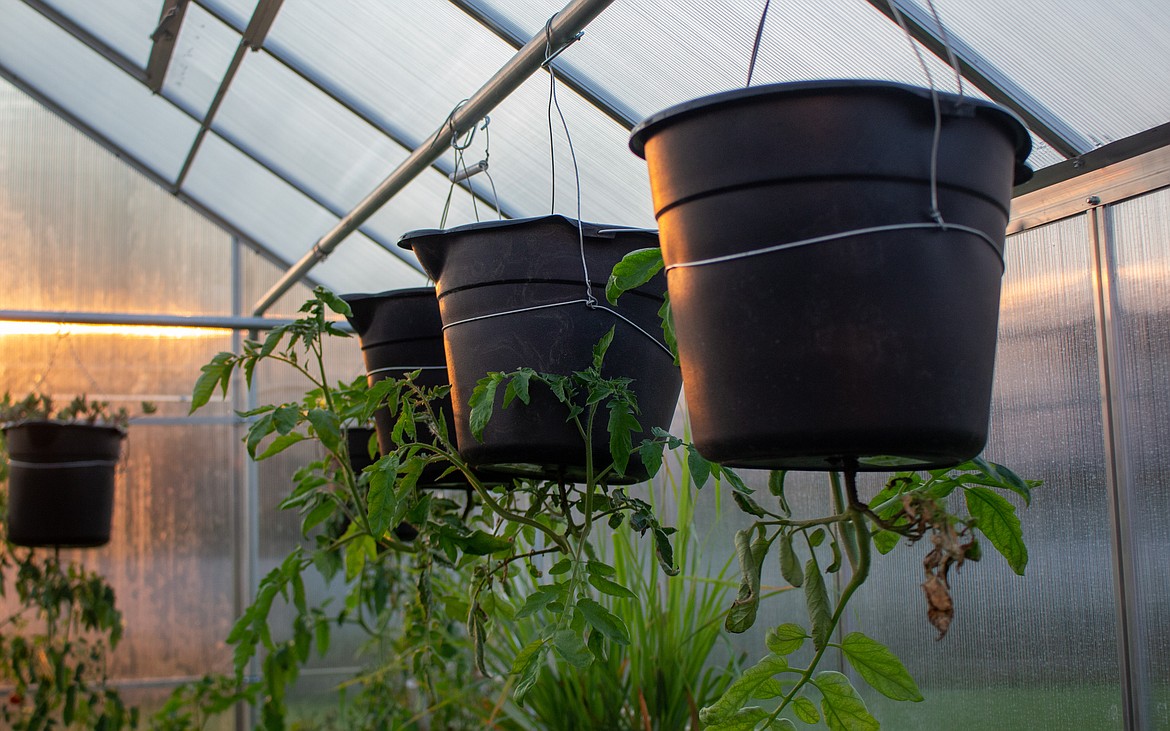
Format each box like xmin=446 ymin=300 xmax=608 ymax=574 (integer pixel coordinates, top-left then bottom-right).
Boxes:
xmin=251 ymin=0 xmax=616 ymax=317
xmin=1088 ymin=203 xmax=1148 ymax=731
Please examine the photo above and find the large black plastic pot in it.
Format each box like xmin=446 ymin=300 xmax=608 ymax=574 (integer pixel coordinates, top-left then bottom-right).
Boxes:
xmin=400 ymin=215 xmax=681 ymax=483
xmin=630 ymin=80 xmax=1033 ymax=471
xmin=2 ymin=421 xmax=124 ymax=547
xmin=342 ymin=288 xmax=468 ymax=488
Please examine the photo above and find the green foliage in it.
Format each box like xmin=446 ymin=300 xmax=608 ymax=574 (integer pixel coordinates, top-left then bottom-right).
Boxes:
xmin=698 ymin=458 xmax=1041 ymax=730
xmin=487 ymin=454 xmax=740 ymax=731
xmin=0 ymin=391 xmax=156 ymax=429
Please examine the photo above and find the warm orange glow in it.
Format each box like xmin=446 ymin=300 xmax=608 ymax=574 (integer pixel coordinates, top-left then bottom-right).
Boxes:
xmin=0 ymin=321 xmax=227 ymax=339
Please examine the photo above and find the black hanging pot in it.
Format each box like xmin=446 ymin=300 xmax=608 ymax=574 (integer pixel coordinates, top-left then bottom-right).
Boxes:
xmin=3 ymin=421 xmax=124 ymax=547
xmin=400 ymin=215 xmax=681 ymax=484
xmin=342 ymin=287 xmax=469 ymax=489
xmin=630 ymin=80 xmax=1033 ymax=471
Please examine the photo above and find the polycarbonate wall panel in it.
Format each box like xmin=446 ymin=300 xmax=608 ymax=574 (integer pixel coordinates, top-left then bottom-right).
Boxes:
xmin=910 ymin=0 xmax=1170 ymax=147
xmin=0 ymin=333 xmax=240 ymax=679
xmin=0 ymin=78 xmax=232 ymax=316
xmin=0 ymin=0 xmax=200 ymax=184
xmin=852 ymin=217 xmax=1122 ymax=729
xmin=42 ymin=0 xmax=162 ymax=68
xmin=1110 ymin=189 xmax=1170 ymax=728
xmin=164 ymin=2 xmax=240 ymax=119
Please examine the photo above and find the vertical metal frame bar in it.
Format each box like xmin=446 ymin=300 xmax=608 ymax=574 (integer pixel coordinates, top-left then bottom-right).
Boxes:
xmin=1087 ymin=203 xmax=1147 ymax=730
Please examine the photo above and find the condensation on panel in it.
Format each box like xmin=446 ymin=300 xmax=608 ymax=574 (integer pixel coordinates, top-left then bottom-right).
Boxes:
xmin=841 ymin=217 xmax=1120 ymax=729
xmin=0 ymin=79 xmax=233 ymax=316
xmin=1109 ymin=189 xmax=1170 ymax=728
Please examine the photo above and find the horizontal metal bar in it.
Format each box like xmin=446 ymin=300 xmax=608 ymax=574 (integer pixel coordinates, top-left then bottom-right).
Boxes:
xmin=1009 ymin=142 xmax=1170 ymax=234
xmin=252 ymin=0 xmax=616 ymax=316
xmin=0 ymin=308 xmax=352 ymax=332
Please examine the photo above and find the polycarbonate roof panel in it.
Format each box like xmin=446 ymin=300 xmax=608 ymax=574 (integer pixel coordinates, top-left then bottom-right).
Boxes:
xmin=41 ymin=0 xmax=161 ymax=68
xmin=364 ymin=167 xmax=491 ymax=245
xmin=904 ymin=0 xmax=1170 ymax=147
xmin=199 ymin=0 xmax=255 ymax=32
xmin=264 ymin=0 xmax=517 ymax=151
xmin=214 ymin=50 xmax=413 ymax=213
xmin=0 ymin=0 xmax=199 ymax=183
xmin=181 ymin=132 xmax=423 ymax=293
xmin=163 ymin=2 xmax=239 ymax=118
xmin=474 ymin=72 xmax=654 ymax=227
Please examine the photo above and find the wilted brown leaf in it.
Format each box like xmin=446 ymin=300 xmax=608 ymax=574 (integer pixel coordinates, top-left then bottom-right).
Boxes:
xmin=922 ymin=573 xmax=953 ymax=639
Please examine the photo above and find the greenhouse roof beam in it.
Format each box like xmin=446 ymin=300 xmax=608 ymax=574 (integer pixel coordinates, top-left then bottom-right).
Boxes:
xmin=448 ymin=0 xmax=638 ymax=130
xmin=144 ymin=0 xmax=189 ymax=92
xmin=172 ymin=0 xmax=284 ymax=190
xmin=252 ymin=0 xmax=616 ymax=316
xmin=20 ymin=0 xmax=147 ymax=84
xmin=870 ymin=0 xmax=1094 ymax=158
xmin=0 ymin=309 xmax=322 ymax=333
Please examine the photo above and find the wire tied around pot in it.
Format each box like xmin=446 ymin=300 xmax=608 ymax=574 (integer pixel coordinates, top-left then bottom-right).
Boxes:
xmin=727 ymin=0 xmax=992 ymax=273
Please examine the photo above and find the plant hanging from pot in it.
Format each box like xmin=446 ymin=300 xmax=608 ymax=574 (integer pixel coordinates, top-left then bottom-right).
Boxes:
xmin=0 ymin=393 xmax=155 ymax=548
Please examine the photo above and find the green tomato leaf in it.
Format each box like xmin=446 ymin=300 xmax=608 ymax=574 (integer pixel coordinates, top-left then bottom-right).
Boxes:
xmin=657 ymin=295 xmax=680 ymax=365
xmin=965 ymin=486 xmax=1028 ymax=575
xmin=699 ymin=654 xmax=788 ymax=726
xmin=607 ymin=399 xmax=641 ymax=476
xmin=766 ymin=623 xmax=808 ymax=656
xmin=726 ymin=529 xmax=768 ymax=633
xmin=511 ymin=638 xmax=549 ymax=705
xmin=316 ymin=288 xmax=352 ymax=318
xmin=840 ymin=632 xmax=923 ymax=702
xmin=639 ymin=437 xmax=666 ymax=478
xmin=793 ymin=695 xmax=821 ymax=724
xmin=190 ymin=353 xmax=236 ymax=412
xmin=502 ymin=369 xmax=533 ymax=408
xmin=653 ymin=525 xmax=680 ymax=576
xmin=576 ymin=597 xmax=630 ymax=645
xmin=779 ymin=533 xmax=804 ymax=588
xmin=606 ymin=247 xmax=664 ymax=305
xmin=306 ymin=408 xmax=341 ymax=452
xmin=804 ymin=558 xmax=832 ymax=650
xmin=548 ymin=558 xmax=573 ymax=575
xmin=256 ymin=431 xmax=306 ymax=460
xmin=733 ymin=491 xmax=768 ymax=518
xmin=552 ymin=629 xmax=593 ymax=670
xmin=768 ymin=470 xmax=792 ymax=516
xmin=458 ymin=530 xmax=513 ymax=556
xmin=813 ymin=671 xmax=879 ymax=731
xmin=469 ymin=374 xmax=501 ymax=442
xmin=587 ymin=573 xmax=636 ymax=599
xmin=872 ymin=529 xmax=901 ymax=554
xmin=688 ymin=445 xmax=712 ymax=489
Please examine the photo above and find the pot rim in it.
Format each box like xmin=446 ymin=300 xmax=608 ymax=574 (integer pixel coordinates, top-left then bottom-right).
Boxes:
xmin=340 ymin=286 xmax=437 ymax=304
xmin=629 ymin=79 xmax=1033 ymax=175
xmin=1 ymin=419 xmax=127 ymax=437
xmin=397 ymin=214 xmax=657 ymax=251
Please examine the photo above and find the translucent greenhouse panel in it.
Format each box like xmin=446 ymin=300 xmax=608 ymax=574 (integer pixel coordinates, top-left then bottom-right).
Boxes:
xmin=241 ymin=247 xmax=320 ymax=319
xmin=0 ymin=79 xmax=233 ymax=316
xmin=163 ymin=2 xmax=240 ymax=119
xmin=474 ymin=0 xmax=1066 ymax=173
xmin=40 ymin=0 xmax=161 ymax=69
xmin=214 ymin=50 xmax=413 ymax=213
xmin=313 ymin=231 xmax=428 ymax=296
xmin=180 ymin=132 xmax=423 ymax=297
xmin=468 ymin=71 xmax=655 ymax=227
xmin=200 ymin=0 xmax=258 ymax=32
xmin=264 ymin=0 xmax=515 ymax=147
xmin=910 ymin=0 xmax=1170 ymax=147
xmin=1110 ymin=189 xmax=1170 ymax=728
xmin=0 ymin=331 xmax=242 ymax=679
xmin=847 ymin=216 xmax=1124 ymax=728
xmin=363 ymin=165 xmax=491 ymax=249
xmin=0 ymin=0 xmax=200 ymax=184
